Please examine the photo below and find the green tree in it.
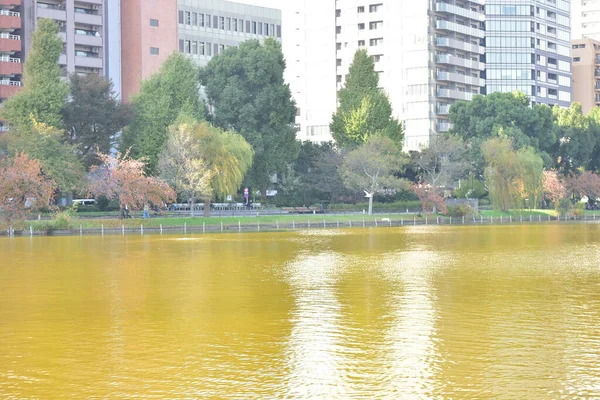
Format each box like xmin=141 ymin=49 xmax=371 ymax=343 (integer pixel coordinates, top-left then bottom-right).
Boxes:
xmin=330 ymin=49 xmax=403 ymax=148
xmin=340 ymin=135 xmax=407 ymax=215
xmin=1 ymin=19 xmax=68 ymax=131
xmin=63 ymin=73 xmax=131 ymax=169
xmin=121 ymin=53 xmax=205 ymax=175
xmin=550 ymin=103 xmax=599 ymax=174
xmin=200 ymin=39 xmax=298 ymax=198
xmin=410 ymin=134 xmax=470 ymax=188
xmin=449 ymin=92 xmax=554 ymax=172
xmin=5 ymin=120 xmax=84 ymax=191
xmin=159 ymin=118 xmax=253 ymax=216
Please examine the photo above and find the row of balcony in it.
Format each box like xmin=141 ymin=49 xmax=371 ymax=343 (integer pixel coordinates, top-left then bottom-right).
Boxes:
xmin=436 ymin=70 xmax=484 ymax=87
xmin=436 ymin=53 xmax=484 ymax=71
xmin=436 ymin=88 xmax=475 ymax=101
xmin=436 ymin=20 xmax=484 ymax=39
xmin=37 ymin=4 xmax=102 ymax=26
xmin=436 ymin=37 xmax=484 ymax=54
xmin=435 ymin=2 xmax=485 ymax=22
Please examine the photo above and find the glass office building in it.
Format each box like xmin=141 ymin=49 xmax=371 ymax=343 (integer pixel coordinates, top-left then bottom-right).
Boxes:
xmin=485 ymin=1 xmax=572 ymax=107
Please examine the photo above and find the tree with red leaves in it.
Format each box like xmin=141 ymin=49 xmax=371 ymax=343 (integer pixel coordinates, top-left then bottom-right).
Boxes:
xmin=0 ymin=152 xmax=56 ymax=232
xmin=542 ymin=170 xmax=566 ymax=204
xmin=564 ymin=171 xmax=600 ymax=203
xmin=413 ymin=182 xmax=447 ymax=214
xmin=88 ymin=149 xmax=176 ymax=218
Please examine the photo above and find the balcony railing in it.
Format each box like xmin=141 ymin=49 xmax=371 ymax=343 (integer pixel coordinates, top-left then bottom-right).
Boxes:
xmin=0 ymin=33 xmax=20 ymax=40
xmin=0 ymin=80 xmax=22 ymax=86
xmin=0 ymin=9 xmax=20 ymax=17
xmin=0 ymin=55 xmax=20 ymax=63
xmin=37 ymin=3 xmax=66 ymax=10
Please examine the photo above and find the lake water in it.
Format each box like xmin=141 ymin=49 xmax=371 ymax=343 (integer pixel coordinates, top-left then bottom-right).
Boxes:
xmin=1 ymin=224 xmax=600 ymax=398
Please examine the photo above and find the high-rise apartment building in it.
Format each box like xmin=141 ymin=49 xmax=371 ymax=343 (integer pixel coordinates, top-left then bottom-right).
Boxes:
xmin=23 ymin=0 xmax=106 ymax=77
xmin=0 ymin=0 xmax=23 ymax=122
xmin=334 ymin=0 xmax=485 ymax=149
xmin=485 ymin=1 xmax=572 ymax=107
xmin=177 ymin=0 xmax=281 ymax=68
xmin=572 ymin=37 xmax=600 ymax=113
xmin=572 ymin=0 xmax=600 ymax=40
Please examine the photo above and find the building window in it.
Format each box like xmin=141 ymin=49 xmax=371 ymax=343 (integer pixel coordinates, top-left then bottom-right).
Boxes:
xmin=277 ymin=25 xmax=281 ymax=38
xmin=233 ymin=18 xmax=238 ymax=31
xmin=150 ymin=19 xmax=159 ymax=27
xmin=369 ymin=21 xmax=382 ymax=30
xmin=374 ymin=54 xmax=382 ymax=62
xmin=252 ymin=21 xmax=257 ymax=34
xmin=199 ymin=13 xmax=204 ymax=27
xmin=192 ymin=41 xmax=197 ymax=54
xmin=219 ymin=44 xmax=225 ymax=54
xmin=358 ymin=23 xmax=365 ymax=30
xmin=336 ymin=9 xmax=341 ymax=17
xmin=192 ymin=12 xmax=197 ymax=26
xmin=270 ymin=24 xmax=275 ymax=36
xmin=178 ymin=39 xmax=184 ymax=52
xmin=226 ymin=17 xmax=231 ymax=30
xmin=258 ymin=22 xmax=263 ymax=34
xmin=206 ymin=14 xmax=211 ymax=28
xmin=185 ymin=11 xmax=191 ymax=25
xmin=239 ymin=19 xmax=244 ymax=32
xmin=178 ymin=10 xmax=183 ymax=24
xmin=219 ymin=16 xmax=225 ymax=29
xmin=206 ymin=42 xmax=212 ymax=56
xmin=369 ymin=3 xmax=382 ymax=12
xmin=574 ymin=57 xmax=581 ymax=62
xmin=150 ymin=47 xmax=159 ymax=55
xmin=184 ymin=40 xmax=191 ymax=53
xmin=370 ymin=38 xmax=383 ymax=46
xmin=358 ymin=40 xmax=365 ymax=47
xmin=199 ymin=42 xmax=205 ymax=55
xmin=264 ymin=23 xmax=269 ymax=35
xmin=358 ymin=6 xmax=364 ymax=13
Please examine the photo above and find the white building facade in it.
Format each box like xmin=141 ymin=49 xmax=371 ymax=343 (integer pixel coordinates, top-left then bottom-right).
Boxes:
xmin=572 ymin=0 xmax=600 ymax=40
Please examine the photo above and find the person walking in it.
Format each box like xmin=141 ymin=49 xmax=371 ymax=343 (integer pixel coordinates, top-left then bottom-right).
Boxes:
xmin=143 ymin=203 xmax=150 ymax=219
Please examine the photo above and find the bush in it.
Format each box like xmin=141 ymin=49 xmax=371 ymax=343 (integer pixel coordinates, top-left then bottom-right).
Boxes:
xmin=453 ymin=178 xmax=488 ymax=199
xmin=328 ymin=200 xmax=421 ymax=212
xmin=557 ymin=198 xmax=572 ymax=217
xmin=51 ymin=208 xmax=76 ymax=230
xmin=573 ymin=202 xmax=585 ymax=217
xmin=96 ymin=195 xmax=109 ymax=211
xmin=447 ymin=204 xmax=477 ymax=218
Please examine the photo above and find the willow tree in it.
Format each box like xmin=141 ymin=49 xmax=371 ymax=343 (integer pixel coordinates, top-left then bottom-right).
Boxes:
xmin=482 ymin=137 xmax=543 ymax=212
xmin=159 ymin=119 xmax=253 ymax=216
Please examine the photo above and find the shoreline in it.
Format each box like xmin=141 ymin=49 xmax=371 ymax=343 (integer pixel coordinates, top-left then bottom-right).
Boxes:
xmin=2 ymin=214 xmax=598 ymax=237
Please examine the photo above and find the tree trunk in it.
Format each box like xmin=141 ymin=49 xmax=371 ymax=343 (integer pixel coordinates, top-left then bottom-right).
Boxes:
xmin=368 ymin=194 xmax=373 ymax=215
xmin=190 ymin=198 xmax=195 ymax=218
xmin=119 ymin=203 xmax=124 ymax=219
xmin=204 ymin=198 xmax=210 ymax=217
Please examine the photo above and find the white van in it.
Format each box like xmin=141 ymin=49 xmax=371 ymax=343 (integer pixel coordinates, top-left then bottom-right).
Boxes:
xmin=73 ymin=199 xmax=96 ymax=206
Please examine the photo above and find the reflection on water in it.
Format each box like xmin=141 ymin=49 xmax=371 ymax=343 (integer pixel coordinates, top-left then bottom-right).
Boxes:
xmin=1 ymin=225 xmax=600 ymax=398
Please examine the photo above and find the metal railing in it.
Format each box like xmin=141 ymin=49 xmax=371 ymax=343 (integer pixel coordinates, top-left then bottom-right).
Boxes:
xmin=0 ymin=10 xmax=20 ymax=17
xmin=0 ymin=33 xmax=20 ymax=40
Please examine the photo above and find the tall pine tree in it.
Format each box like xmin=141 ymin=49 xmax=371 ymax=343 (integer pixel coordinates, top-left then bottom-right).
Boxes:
xmin=330 ymin=49 xmax=403 ymax=148
xmin=1 ymin=18 xmax=68 ymax=131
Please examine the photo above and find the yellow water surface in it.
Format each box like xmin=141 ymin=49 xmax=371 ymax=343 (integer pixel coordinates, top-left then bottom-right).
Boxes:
xmin=1 ymin=224 xmax=600 ymax=398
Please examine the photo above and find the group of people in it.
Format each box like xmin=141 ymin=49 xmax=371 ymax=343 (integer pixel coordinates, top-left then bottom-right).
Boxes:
xmin=122 ymin=204 xmax=153 ymax=219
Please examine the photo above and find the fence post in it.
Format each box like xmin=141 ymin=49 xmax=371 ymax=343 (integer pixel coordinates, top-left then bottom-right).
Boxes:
xmin=160 ymin=224 xmax=163 ymax=234
xmin=80 ymin=224 xmax=83 ymax=236
xmin=491 ymin=216 xmax=493 ymax=224
xmin=389 ymin=218 xmax=392 ymax=226
xmin=324 ymin=219 xmax=326 ymax=228
xmin=277 ymin=220 xmax=279 ymax=230
xmin=349 ymin=220 xmax=352 ymax=227
xmin=141 ymin=225 xmax=143 ymax=235
xmin=308 ymin=220 xmax=310 ymax=229
xmin=480 ymin=216 xmax=483 ymax=224
xmin=437 ymin=217 xmax=439 ymax=225
xmin=122 ymin=225 xmax=125 ymax=236
xmin=102 ymin=224 xmax=104 ymax=236
xmin=401 ymin=218 xmax=404 ymax=226
xmin=510 ymin=215 xmax=512 ymax=223
xmin=520 ymin=215 xmax=523 ymax=223
xmin=539 ymin=215 xmax=541 ymax=222
xmin=337 ymin=220 xmax=339 ymax=228
xmin=30 ymin=226 xmax=33 ymax=237
xmin=414 ymin=217 xmax=416 ymax=226
xmin=363 ymin=219 xmax=365 ymax=228
xmin=258 ymin=221 xmax=260 ymax=232
xmin=9 ymin=226 xmax=12 ymax=237
xmin=426 ymin=217 xmax=428 ymax=225
xmin=184 ymin=222 xmax=187 ymax=234
xmin=450 ymin=217 xmax=452 ymax=224
xmin=203 ymin=222 xmax=205 ymax=234
xmin=500 ymin=216 xmax=503 ymax=223
xmin=293 ymin=220 xmax=295 ymax=229
xmin=374 ymin=218 xmax=378 ymax=227
xmin=462 ymin=216 xmax=465 ymax=224
xmin=221 ymin=222 xmax=224 ymax=232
